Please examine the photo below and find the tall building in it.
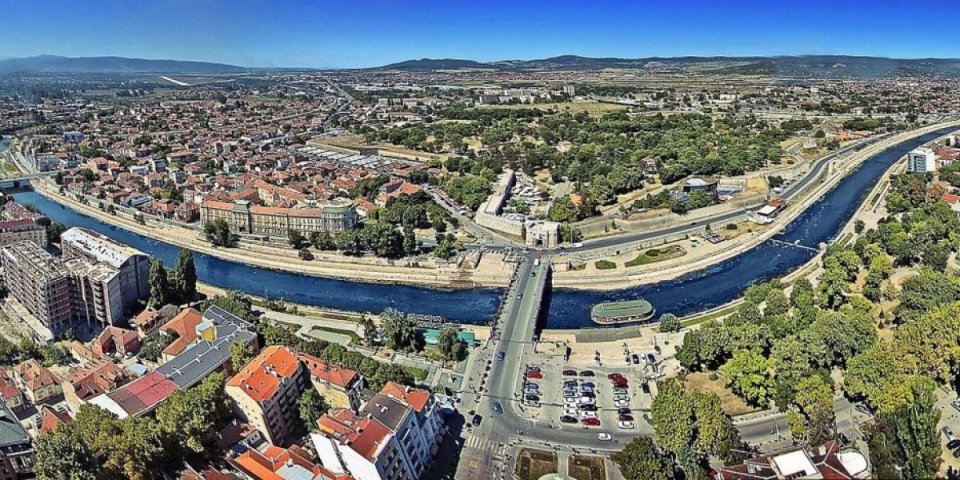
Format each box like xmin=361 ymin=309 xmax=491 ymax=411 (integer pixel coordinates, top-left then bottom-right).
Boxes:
xmin=1 ymin=241 xmax=72 ymax=337
xmin=312 ymin=382 xmax=444 ymax=480
xmin=0 ymin=220 xmax=46 ymax=249
xmin=60 ymin=227 xmax=150 ymax=313
xmin=64 ymin=258 xmax=124 ymax=327
xmin=226 ymin=346 xmax=308 ymax=445
xmin=298 ymin=353 xmax=364 ymax=411
xmin=907 ymin=147 xmax=937 ymax=173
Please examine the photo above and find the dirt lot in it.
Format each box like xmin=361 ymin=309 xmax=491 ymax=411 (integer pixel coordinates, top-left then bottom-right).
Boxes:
xmin=482 ymin=101 xmax=626 ymax=116
xmin=684 ymin=372 xmax=758 ymax=416
xmin=516 ymin=448 xmax=558 ymax=480
xmin=569 ymin=455 xmax=607 ymax=480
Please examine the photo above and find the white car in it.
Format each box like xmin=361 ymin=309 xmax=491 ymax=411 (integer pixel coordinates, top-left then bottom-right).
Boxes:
xmin=614 ymin=399 xmax=630 ymax=408
xmin=580 ymin=411 xmax=598 ymax=419
xmin=618 ymin=420 xmax=635 ymax=429
xmin=613 ymin=395 xmax=630 ymax=402
xmin=579 ymin=397 xmax=596 ymax=405
xmin=597 ymin=433 xmax=612 ymax=441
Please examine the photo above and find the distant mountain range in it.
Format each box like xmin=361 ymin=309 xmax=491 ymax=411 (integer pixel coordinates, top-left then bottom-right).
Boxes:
xmin=373 ymin=55 xmax=960 ymax=79
xmin=0 ymin=55 xmax=250 ymax=74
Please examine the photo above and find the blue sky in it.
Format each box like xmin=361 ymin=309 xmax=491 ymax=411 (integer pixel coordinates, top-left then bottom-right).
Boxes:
xmin=2 ymin=0 xmax=958 ymax=68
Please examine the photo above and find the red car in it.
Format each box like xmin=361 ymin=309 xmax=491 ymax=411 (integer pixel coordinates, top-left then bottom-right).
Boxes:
xmin=613 ymin=380 xmax=629 ymax=388
xmin=525 ymin=371 xmax=543 ymax=380
xmin=582 ymin=418 xmax=601 ymax=426
xmin=607 ymin=373 xmax=623 ymax=380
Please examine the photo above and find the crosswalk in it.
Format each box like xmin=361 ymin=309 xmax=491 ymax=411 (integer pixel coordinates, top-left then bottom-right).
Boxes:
xmin=463 ymin=435 xmax=509 ymax=459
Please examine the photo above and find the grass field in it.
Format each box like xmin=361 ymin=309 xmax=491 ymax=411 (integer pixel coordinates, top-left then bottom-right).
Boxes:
xmin=625 ymin=245 xmax=685 ymax=268
xmin=595 ymin=260 xmax=618 ymax=270
xmin=516 ymin=449 xmax=558 ymax=480
xmin=684 ymin=372 xmax=758 ymax=416
xmin=306 ymin=325 xmax=361 ymax=345
xmin=568 ymin=455 xmax=606 ymax=480
xmin=481 ymin=101 xmax=626 ymax=116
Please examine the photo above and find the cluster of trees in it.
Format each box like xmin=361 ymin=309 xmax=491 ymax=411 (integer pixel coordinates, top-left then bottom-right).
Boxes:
xmin=35 ymin=373 xmax=232 ymax=480
xmin=842 ymin=116 xmax=892 ymax=131
xmin=0 ymin=334 xmax=73 ymax=367
xmin=147 ymin=250 xmax=198 ymax=307
xmin=613 ymin=379 xmax=744 ymax=479
xmin=205 ymin=292 xmax=422 ymax=391
xmin=202 ymin=219 xmax=236 ymax=247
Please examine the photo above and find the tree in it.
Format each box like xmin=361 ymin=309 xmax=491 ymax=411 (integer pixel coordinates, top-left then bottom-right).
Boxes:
xmin=298 ymin=388 xmax=330 ymax=431
xmin=658 ymin=313 xmax=681 ymax=333
xmin=897 ymin=268 xmax=960 ymax=323
xmin=844 ymin=341 xmax=920 ymax=414
xmin=719 ymin=349 xmax=774 ymax=406
xmin=894 ymin=302 xmax=960 ymax=383
xmin=203 ymin=219 xmax=235 ymax=247
xmin=612 ymin=437 xmax=679 ymax=480
xmin=360 ymin=317 xmax=380 ymax=346
xmin=380 ymin=309 xmax=423 ymax=352
xmin=309 ymin=230 xmax=336 ymax=250
xmin=651 ymin=379 xmax=742 ymax=463
xmin=436 ymin=326 xmax=465 ymax=362
xmin=866 ymin=376 xmax=941 ymax=480
xmin=230 ymin=341 xmax=256 ymax=370
xmin=35 ymin=423 xmax=99 ymax=480
xmin=148 ymin=259 xmax=173 ymax=307
xmin=171 ymin=249 xmax=197 ymax=302
xmin=651 ymin=379 xmax=694 ymax=455
xmin=816 ymin=266 xmax=849 ymax=309
xmin=787 ymin=375 xmax=835 ymax=444
xmin=288 ymin=229 xmax=306 ymax=249
xmin=156 ymin=372 xmax=231 ymax=460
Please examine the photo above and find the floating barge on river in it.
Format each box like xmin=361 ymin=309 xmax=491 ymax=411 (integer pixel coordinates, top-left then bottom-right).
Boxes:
xmin=590 ymin=299 xmax=656 ymax=326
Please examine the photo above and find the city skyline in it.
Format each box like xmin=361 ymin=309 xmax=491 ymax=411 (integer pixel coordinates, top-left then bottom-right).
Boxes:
xmin=3 ymin=0 xmax=960 ymax=68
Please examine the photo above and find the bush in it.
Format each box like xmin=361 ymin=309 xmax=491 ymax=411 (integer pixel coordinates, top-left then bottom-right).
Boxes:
xmin=595 ymin=260 xmax=618 ymax=270
xmin=646 ymin=249 xmax=660 ymax=257
xmin=726 ymin=223 xmax=738 ymax=230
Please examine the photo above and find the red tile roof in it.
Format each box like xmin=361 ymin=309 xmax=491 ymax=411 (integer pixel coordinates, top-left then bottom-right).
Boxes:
xmin=298 ymin=353 xmax=359 ymax=389
xmin=161 ymin=308 xmax=204 ymax=357
xmin=381 ymin=381 xmax=430 ymax=413
xmin=227 ymin=346 xmax=301 ymax=404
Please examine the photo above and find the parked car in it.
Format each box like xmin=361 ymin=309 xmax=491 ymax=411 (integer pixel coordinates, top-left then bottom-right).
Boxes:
xmin=560 ymin=415 xmax=579 ymax=424
xmin=580 ymin=404 xmax=598 ymax=412
xmin=618 ymin=407 xmax=632 ymax=415
xmin=582 ymin=418 xmax=600 ymax=426
xmin=631 ymin=354 xmax=641 ymax=364
xmin=525 ymin=371 xmax=543 ymax=380
xmin=525 ymin=394 xmax=540 ymax=402
xmin=579 ymin=397 xmax=596 ymax=406
xmin=618 ymin=421 xmax=635 ymax=429
xmin=580 ymin=391 xmax=596 ymax=398
xmin=613 ymin=380 xmax=629 ymax=389
xmin=948 ymin=439 xmax=960 ymax=450
xmin=607 ymin=372 xmax=624 ymax=380
xmin=564 ymin=408 xmax=579 ymax=417
xmin=613 ymin=388 xmax=628 ymax=395
xmin=580 ymin=370 xmax=595 ymax=377
xmin=614 ymin=399 xmax=630 ymax=408
xmin=953 ymin=448 xmax=960 ymax=459
xmin=472 ymin=414 xmax=482 ymax=427
xmin=952 ymin=399 xmax=960 ymax=413
xmin=580 ymin=411 xmax=598 ymax=419
xmin=563 ymin=391 xmax=579 ymax=399
xmin=646 ymin=353 xmax=657 ymax=364
xmin=613 ymin=395 xmax=630 ymax=402
xmin=526 ymin=366 xmax=541 ymax=373
xmin=581 ymin=382 xmax=595 ymax=389
xmin=492 ymin=402 xmax=503 ymax=415
xmin=944 ymin=426 xmax=957 ymax=443
xmin=597 ymin=433 xmax=612 ymax=441
xmin=563 ymin=369 xmax=578 ymax=376
xmin=563 ymin=379 xmax=579 ymax=387
xmin=497 ymin=352 xmax=506 ymax=361
xmin=640 ymin=382 xmax=651 ymax=394
xmin=619 ymin=414 xmax=634 ymax=422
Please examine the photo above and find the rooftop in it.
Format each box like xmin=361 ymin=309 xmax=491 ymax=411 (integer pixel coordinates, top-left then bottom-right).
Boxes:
xmin=590 ymin=299 xmax=654 ymax=320
xmin=227 ymin=345 xmax=301 ymax=404
xmin=0 ymin=401 xmax=29 ymax=448
xmin=61 ymin=227 xmax=146 ymax=269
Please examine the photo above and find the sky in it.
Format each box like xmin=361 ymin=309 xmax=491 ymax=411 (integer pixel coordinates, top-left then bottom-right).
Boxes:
xmin=2 ymin=0 xmax=959 ymax=69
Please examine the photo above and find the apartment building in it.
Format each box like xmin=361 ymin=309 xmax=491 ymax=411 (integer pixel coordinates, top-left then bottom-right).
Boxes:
xmin=200 ymin=198 xmax=358 ymax=238
xmin=64 ymin=258 xmax=124 ymax=327
xmin=907 ymin=147 xmax=937 ymax=173
xmin=60 ymin=227 xmax=150 ymax=313
xmin=0 ymin=220 xmax=46 ymax=249
xmin=0 ymin=401 xmax=34 ymax=479
xmin=312 ymin=382 xmax=443 ymax=480
xmin=1 ymin=241 xmax=72 ymax=337
xmin=12 ymin=359 xmax=61 ymax=405
xmin=297 ymin=353 xmax=364 ymax=411
xmin=226 ymin=346 xmax=308 ymax=445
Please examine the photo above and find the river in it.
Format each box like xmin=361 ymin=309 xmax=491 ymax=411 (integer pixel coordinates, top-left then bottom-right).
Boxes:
xmin=9 ymin=127 xmax=953 ymax=328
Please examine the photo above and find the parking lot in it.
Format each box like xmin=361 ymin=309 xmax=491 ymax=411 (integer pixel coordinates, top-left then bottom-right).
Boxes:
xmin=514 ymin=350 xmax=661 ymax=438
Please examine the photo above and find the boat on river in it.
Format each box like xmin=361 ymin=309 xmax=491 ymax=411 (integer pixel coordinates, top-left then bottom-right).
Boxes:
xmin=590 ymin=299 xmax=656 ymax=325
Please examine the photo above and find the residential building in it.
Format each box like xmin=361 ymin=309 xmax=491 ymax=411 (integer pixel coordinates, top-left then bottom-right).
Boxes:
xmin=715 ymin=441 xmax=869 ymax=479
xmin=64 ymin=257 xmax=124 ymax=327
xmin=0 ymin=373 xmax=23 ymax=414
xmin=907 ymin=147 xmax=937 ymax=173
xmin=313 ymin=382 xmax=443 ymax=479
xmin=156 ymin=305 xmax=258 ymax=390
xmin=60 ymin=227 xmax=150 ymax=315
xmin=226 ymin=346 xmax=308 ymax=445
xmin=92 ymin=325 xmax=141 ymax=357
xmin=61 ymin=359 xmax=127 ymax=412
xmin=298 ymin=353 xmax=364 ymax=411
xmin=158 ymin=307 xmax=205 ymax=362
xmin=0 ymin=220 xmax=46 ymax=249
xmin=0 ymin=401 xmax=34 ymax=479
xmin=228 ymin=441 xmax=353 ymax=480
xmin=199 ymin=198 xmax=358 ymax=238
xmin=88 ymin=371 xmax=178 ymax=419
xmin=12 ymin=359 xmax=61 ymax=405
xmin=1 ymin=241 xmax=72 ymax=338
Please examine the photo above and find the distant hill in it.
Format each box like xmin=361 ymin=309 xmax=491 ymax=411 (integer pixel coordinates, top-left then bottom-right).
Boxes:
xmin=0 ymin=55 xmax=250 ymax=74
xmin=370 ymin=55 xmax=960 ymax=79
xmin=376 ymin=58 xmax=493 ymax=71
